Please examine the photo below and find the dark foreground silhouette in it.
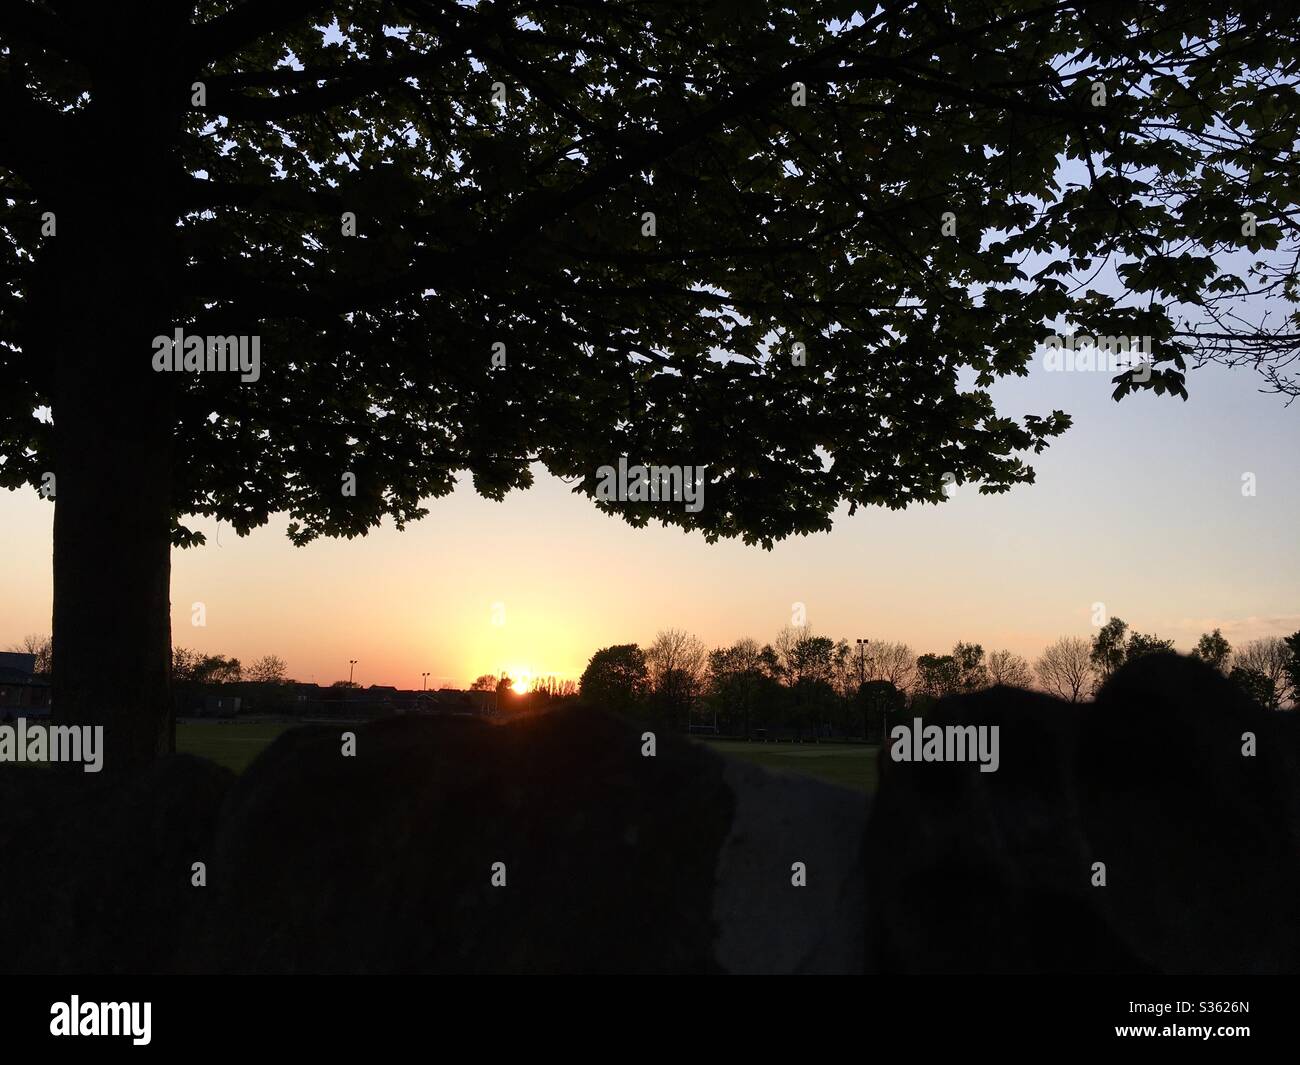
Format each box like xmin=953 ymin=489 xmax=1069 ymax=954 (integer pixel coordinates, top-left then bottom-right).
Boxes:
xmin=1 ymin=655 xmax=1295 ymax=973
xmin=868 ymin=654 xmax=1300 ymax=973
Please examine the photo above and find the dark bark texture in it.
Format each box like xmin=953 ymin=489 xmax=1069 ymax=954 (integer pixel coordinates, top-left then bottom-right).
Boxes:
xmin=46 ymin=10 xmax=189 ymax=772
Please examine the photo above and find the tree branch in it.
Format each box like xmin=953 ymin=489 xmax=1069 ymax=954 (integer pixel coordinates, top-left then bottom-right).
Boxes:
xmin=177 ymin=175 xmax=347 ymax=215
xmin=186 ymin=0 xmax=334 ymax=67
xmin=0 ymin=2 xmax=94 ymax=67
xmin=200 ymin=43 xmax=460 ymax=121
xmin=0 ymin=75 xmax=75 ymax=191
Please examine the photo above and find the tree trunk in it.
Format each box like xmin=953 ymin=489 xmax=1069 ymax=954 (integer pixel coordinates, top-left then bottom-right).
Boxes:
xmin=51 ymin=322 xmax=175 ymax=773
xmin=46 ymin=52 xmax=182 ymax=774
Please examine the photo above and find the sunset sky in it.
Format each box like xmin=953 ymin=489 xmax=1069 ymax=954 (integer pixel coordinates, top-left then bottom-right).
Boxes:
xmin=2 ymin=352 xmax=1296 ymax=689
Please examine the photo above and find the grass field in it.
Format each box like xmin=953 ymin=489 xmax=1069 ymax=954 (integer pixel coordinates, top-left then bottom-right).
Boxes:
xmin=176 ymin=722 xmax=293 ymax=774
xmin=701 ymin=739 xmax=878 ymax=792
xmin=177 ymin=722 xmax=879 ymax=792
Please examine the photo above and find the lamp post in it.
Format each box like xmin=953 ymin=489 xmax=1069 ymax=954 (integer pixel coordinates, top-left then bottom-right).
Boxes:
xmin=348 ymin=659 xmax=357 ymax=686
xmin=421 ymin=671 xmax=430 ymax=691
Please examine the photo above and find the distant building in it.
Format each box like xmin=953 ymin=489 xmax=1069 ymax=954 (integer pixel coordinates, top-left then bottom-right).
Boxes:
xmin=202 ymin=694 xmax=242 ymax=717
xmin=0 ymin=652 xmax=36 ymax=675
xmin=408 ymin=688 xmax=496 ymax=717
xmin=173 ymin=680 xmax=496 ymax=722
xmin=0 ymin=652 xmax=51 ymax=715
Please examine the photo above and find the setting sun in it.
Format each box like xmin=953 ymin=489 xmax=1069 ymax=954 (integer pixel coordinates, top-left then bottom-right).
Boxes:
xmin=511 ymin=674 xmax=530 ymax=695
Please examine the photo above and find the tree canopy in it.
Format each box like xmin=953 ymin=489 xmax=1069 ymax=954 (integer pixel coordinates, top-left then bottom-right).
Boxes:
xmin=578 ymin=643 xmax=649 ymax=714
xmin=4 ymin=2 xmax=1295 ymax=549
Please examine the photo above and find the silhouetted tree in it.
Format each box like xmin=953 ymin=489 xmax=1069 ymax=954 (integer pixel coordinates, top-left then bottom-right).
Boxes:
xmin=987 ymin=649 xmax=1033 ymax=689
xmin=645 ymin=629 xmax=709 ymax=729
xmin=916 ymin=654 xmax=960 ymax=700
xmin=1192 ymin=629 xmax=1232 ymax=673
xmin=1035 ymin=636 xmax=1095 ymax=703
xmin=706 ymin=638 xmax=776 ymax=738
xmin=864 ymin=641 xmax=917 ymax=695
xmin=831 ymin=639 xmax=854 ymax=701
xmin=579 ymin=644 xmax=649 ymax=716
xmin=773 ymin=627 xmax=837 ymax=687
xmin=1229 ymin=666 xmax=1277 ymax=711
xmin=953 ymin=642 xmax=988 ymax=692
xmin=1089 ymin=618 xmax=1173 ymax=691
xmin=1285 ymin=632 xmax=1300 ymax=709
xmin=245 ymin=654 xmax=287 ymax=684
xmin=1231 ymin=637 xmax=1293 ymax=710
xmin=788 ymin=676 xmax=839 ymax=741
xmin=1090 ymin=618 xmax=1130 ymax=684
xmin=1126 ymin=630 xmax=1176 ymax=660
xmin=172 ymin=648 xmax=241 ymax=685
xmin=6 ymin=633 xmax=51 ymax=676
xmin=860 ymin=679 xmax=905 ymax=743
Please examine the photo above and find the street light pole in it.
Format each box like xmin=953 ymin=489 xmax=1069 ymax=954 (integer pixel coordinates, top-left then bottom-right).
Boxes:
xmin=421 ymin=672 xmax=429 ymax=691
xmin=349 ymin=659 xmax=357 ymax=686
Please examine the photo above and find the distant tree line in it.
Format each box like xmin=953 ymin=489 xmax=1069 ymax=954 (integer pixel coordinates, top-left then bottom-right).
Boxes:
xmin=470 ymin=673 xmax=578 ymax=698
xmin=1189 ymin=627 xmax=1300 ymax=712
xmin=578 ymin=621 xmax=1300 ymax=739
xmin=170 ymin=649 xmax=289 ymax=686
xmin=9 ymin=619 xmax=1297 ymax=727
xmin=0 ymin=639 xmax=293 ymax=691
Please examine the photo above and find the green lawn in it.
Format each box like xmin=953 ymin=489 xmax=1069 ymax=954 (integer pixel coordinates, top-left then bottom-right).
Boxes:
xmin=177 ymin=722 xmax=879 ymax=792
xmin=701 ymin=739 xmax=879 ymax=793
xmin=176 ymin=722 xmax=293 ymax=774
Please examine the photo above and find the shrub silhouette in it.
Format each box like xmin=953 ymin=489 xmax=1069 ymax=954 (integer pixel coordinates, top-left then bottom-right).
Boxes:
xmin=865 ymin=654 xmax=1300 ymax=973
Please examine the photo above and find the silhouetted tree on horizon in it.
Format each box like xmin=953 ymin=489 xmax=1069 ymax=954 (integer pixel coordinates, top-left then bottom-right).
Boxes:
xmin=1089 ymin=617 xmax=1175 ymax=692
xmin=245 ymin=654 xmax=288 ymax=684
xmin=579 ymin=644 xmax=649 ymax=717
xmin=1035 ymin=636 xmax=1095 ymax=703
xmin=916 ymin=653 xmax=960 ymax=700
xmin=1231 ymin=636 xmax=1294 ymax=710
xmin=987 ymin=649 xmax=1033 ymax=689
xmin=1192 ymin=629 xmax=1233 ymax=673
